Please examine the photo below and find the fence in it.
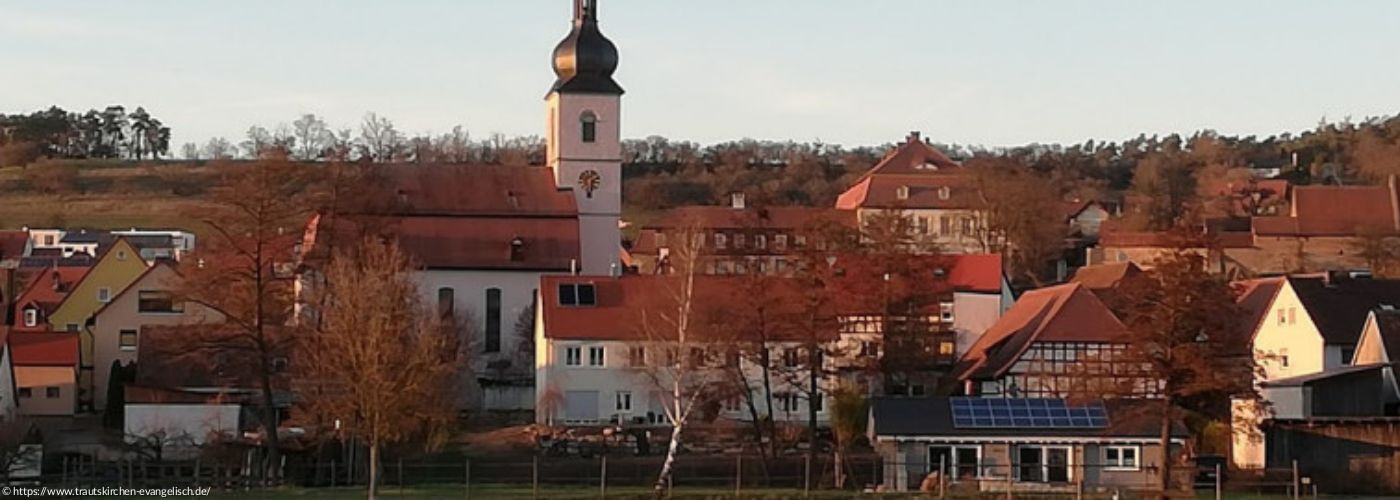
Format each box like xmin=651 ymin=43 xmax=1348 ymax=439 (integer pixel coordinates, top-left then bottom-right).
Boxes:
xmin=18 ymin=454 xmax=1337 ymax=497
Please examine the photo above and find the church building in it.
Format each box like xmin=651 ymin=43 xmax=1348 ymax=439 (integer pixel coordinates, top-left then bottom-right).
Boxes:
xmin=298 ymin=0 xmax=624 ymax=411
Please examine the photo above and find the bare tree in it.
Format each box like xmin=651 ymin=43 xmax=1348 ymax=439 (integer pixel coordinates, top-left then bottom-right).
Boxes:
xmin=180 ymin=142 xmax=200 ymax=160
xmin=176 ymin=160 xmax=314 ymax=480
xmin=357 ymin=112 xmax=405 ymax=162
xmin=292 ymin=113 xmax=333 ymax=161
xmin=297 ymin=237 xmax=461 ymax=500
xmin=640 ymin=228 xmax=725 ymax=497
xmin=203 ymin=137 xmax=234 ymax=160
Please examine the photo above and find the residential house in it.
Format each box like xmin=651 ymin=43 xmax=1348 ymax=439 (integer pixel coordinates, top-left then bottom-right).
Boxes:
xmin=25 ymin=229 xmax=65 ymax=252
xmin=534 ymin=274 xmax=838 ymax=427
xmin=630 ymin=197 xmax=857 ymax=275
xmin=298 ymin=2 xmax=627 ymax=411
xmin=1091 ymin=178 xmax=1400 ymax=274
xmin=869 ymin=397 xmax=1186 ymax=492
xmin=836 ymin=132 xmax=985 ymax=254
xmin=11 ymin=266 xmax=89 ymax=333
xmin=952 ymin=282 xmax=1152 ymax=398
xmin=10 ymin=332 xmax=79 ymax=416
xmin=1062 ymin=200 xmax=1111 ymax=240
xmin=111 ymin=228 xmax=196 ymax=261
xmin=46 ymin=238 xmax=149 ymax=412
xmin=134 ymin=324 xmax=291 ymax=433
xmin=1349 ymin=308 xmax=1400 ymax=412
xmin=89 ymin=261 xmax=225 ymax=408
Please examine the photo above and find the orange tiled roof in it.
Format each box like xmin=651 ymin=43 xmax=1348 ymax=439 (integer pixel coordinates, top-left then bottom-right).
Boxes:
xmin=1252 ymin=180 xmax=1399 ymax=237
xmin=953 ymin=283 xmax=1128 ymax=381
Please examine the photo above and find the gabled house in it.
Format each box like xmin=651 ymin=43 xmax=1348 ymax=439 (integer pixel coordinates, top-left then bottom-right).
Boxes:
xmin=89 ymin=261 xmax=224 ymax=408
xmin=1350 ymin=308 xmax=1400 ymax=411
xmin=45 ymin=237 xmax=149 ymax=412
xmin=836 ymin=132 xmax=985 ymax=254
xmin=9 ymin=332 xmax=79 ymax=416
xmin=952 ymin=282 xmax=1143 ymax=398
xmin=11 ymin=266 xmax=88 ymax=333
xmin=1244 ymin=275 xmax=1400 ymax=382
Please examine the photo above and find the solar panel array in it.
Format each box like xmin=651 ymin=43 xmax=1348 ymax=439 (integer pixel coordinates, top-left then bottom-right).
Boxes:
xmin=950 ymin=397 xmax=1109 ymax=429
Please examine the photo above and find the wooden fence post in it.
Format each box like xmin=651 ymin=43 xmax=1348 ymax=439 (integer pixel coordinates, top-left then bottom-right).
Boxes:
xmin=735 ymin=455 xmax=741 ymax=498
xmin=533 ymin=455 xmax=540 ymax=500
xmin=600 ymin=455 xmax=607 ymax=499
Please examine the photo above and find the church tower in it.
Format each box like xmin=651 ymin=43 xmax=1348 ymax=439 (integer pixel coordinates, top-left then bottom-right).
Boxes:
xmin=548 ymin=0 xmax=623 ymax=276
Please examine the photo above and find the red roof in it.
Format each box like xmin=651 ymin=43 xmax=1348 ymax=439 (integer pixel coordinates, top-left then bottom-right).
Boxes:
xmin=836 ymin=133 xmax=968 ymax=210
xmin=9 ymin=332 xmax=79 ymax=366
xmin=11 ymin=266 xmax=89 ymax=332
xmin=632 ymin=206 xmax=857 ymax=254
xmin=378 ymin=164 xmax=577 ymax=216
xmin=125 ymin=385 xmax=252 ymax=405
xmin=0 ymin=230 xmax=28 ymax=261
xmin=1234 ymin=277 xmax=1284 ymax=341
xmin=1071 ymin=262 xmax=1144 ymax=290
xmin=1252 ymin=180 xmax=1399 ymax=237
xmin=954 ymin=283 xmax=1127 ymax=380
xmin=1096 ymin=219 xmax=1255 ymax=249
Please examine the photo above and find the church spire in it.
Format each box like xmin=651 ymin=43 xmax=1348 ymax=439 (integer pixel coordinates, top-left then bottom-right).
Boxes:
xmin=551 ymin=0 xmax=622 ymax=95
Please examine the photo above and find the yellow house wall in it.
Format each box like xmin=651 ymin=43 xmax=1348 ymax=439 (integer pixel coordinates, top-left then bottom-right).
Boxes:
xmin=47 ymin=239 xmax=149 ymax=410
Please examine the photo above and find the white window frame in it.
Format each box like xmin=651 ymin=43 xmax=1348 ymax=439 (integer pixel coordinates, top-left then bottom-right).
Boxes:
xmin=564 ymin=347 xmax=582 ymax=366
xmin=778 ymin=393 xmax=799 ymax=413
xmin=1015 ymin=445 xmax=1074 ymax=482
xmin=928 ymin=445 xmax=983 ymax=480
xmin=1102 ymin=445 xmax=1140 ymax=471
xmin=588 ymin=346 xmax=606 ymax=367
xmin=119 ymin=329 xmax=138 ymax=351
xmin=97 ymin=287 xmax=111 ymax=303
xmin=774 ymin=234 xmax=788 ymax=250
xmin=615 ymin=391 xmax=632 ymax=412
xmin=628 ymin=345 xmax=646 ymax=367
xmin=23 ymin=308 xmax=37 ymax=327
xmin=940 ymin=301 xmax=955 ymax=322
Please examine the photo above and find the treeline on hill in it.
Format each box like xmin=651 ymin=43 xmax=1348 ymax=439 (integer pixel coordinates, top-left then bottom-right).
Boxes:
xmin=4 ymin=106 xmax=1400 ymax=224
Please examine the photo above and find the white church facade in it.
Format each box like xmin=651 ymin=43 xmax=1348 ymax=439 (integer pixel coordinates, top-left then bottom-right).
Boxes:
xmin=298 ymin=0 xmax=625 ymax=411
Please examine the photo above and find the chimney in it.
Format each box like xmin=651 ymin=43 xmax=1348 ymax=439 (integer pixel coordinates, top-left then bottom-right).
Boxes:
xmin=570 ymin=258 xmax=579 ymax=275
xmin=907 ymin=131 xmax=921 ymax=144
xmin=51 ymin=270 xmax=62 ymax=292
xmin=730 ymin=192 xmax=746 ymax=210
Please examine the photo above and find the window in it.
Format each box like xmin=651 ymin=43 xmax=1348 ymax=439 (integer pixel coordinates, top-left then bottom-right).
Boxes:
xmin=116 ymin=250 xmax=128 ymax=261
xmin=938 ymin=186 xmax=951 ymax=200
xmin=783 ymin=348 xmax=800 ymax=368
xmin=66 ymin=323 xmax=79 ymax=333
xmin=510 ymin=237 xmax=525 ymax=262
xmin=119 ymin=329 xmax=138 ymax=351
xmin=860 ymin=341 xmax=880 ymax=357
xmin=1287 ymin=307 xmax=1297 ymax=325
xmin=46 ymin=387 xmax=60 ymax=399
xmin=915 ymin=216 xmax=929 ymax=234
xmin=615 ymin=391 xmax=632 ymax=412
xmin=1017 ymin=446 xmax=1071 ymax=482
xmin=778 ymin=393 xmax=799 ymax=412
xmin=1277 ymin=308 xmax=1286 ymax=325
xmin=23 ymin=308 xmax=37 ymax=327
xmin=938 ymin=341 xmax=956 ymax=356
xmin=580 ymin=111 xmax=597 ymax=143
xmin=137 ymin=291 xmax=182 ymax=313
xmin=565 ymin=347 xmax=582 ymax=366
xmin=714 ymin=233 xmax=727 ymax=249
xmin=272 ymin=357 xmax=289 ymax=373
xmin=929 ymin=445 xmax=981 ymax=480
xmin=485 ymin=288 xmax=502 ymax=353
xmin=588 ymin=346 xmax=605 ymax=366
xmin=1103 ymin=446 xmax=1139 ymax=471
xmin=18 ymin=388 xmax=31 ymax=398
xmin=774 ymin=234 xmax=788 ymax=250
xmin=940 ymin=301 xmax=955 ymax=322
xmin=755 ymin=234 xmax=767 ymax=249
xmin=629 ymin=346 xmax=646 ymax=367
xmin=794 ymin=235 xmax=806 ymax=247
xmin=722 ymin=396 xmax=743 ymax=413
xmin=1280 ymin=348 xmax=1290 ymax=368
xmin=437 ymin=287 xmax=455 ymax=317
xmin=558 ymin=283 xmax=597 ymax=306
xmin=960 ymin=217 xmax=974 ymax=235
xmin=939 ymin=216 xmax=952 ymax=235
xmin=725 ymin=349 xmax=741 ymax=367
xmin=688 ymin=347 xmax=706 ymax=368
xmin=97 ymin=287 xmax=111 ymax=303
xmin=734 ymin=234 xmax=745 ymax=249
xmin=910 ymin=384 xmax=926 ymax=397
xmin=896 ymin=185 xmax=910 ymax=200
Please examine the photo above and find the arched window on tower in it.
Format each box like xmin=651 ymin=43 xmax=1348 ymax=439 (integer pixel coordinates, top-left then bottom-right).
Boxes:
xmin=580 ymin=111 xmax=597 ymax=143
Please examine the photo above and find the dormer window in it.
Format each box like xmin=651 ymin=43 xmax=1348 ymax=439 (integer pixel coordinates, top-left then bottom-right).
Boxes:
xmin=510 ymin=237 xmax=525 ymax=262
xmin=896 ymin=185 xmax=910 ymax=200
xmin=714 ymin=233 xmax=727 ymax=249
xmin=559 ymin=283 xmax=597 ymax=307
xmin=23 ymin=307 xmax=38 ymax=327
xmin=580 ymin=111 xmax=598 ymax=143
xmin=938 ymin=186 xmax=951 ymax=200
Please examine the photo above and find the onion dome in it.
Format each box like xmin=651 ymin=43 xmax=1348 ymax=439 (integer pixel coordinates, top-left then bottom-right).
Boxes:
xmin=550 ymin=0 xmax=624 ymax=95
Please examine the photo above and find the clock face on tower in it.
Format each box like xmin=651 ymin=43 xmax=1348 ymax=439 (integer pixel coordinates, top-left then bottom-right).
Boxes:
xmin=578 ymin=169 xmax=602 ymax=198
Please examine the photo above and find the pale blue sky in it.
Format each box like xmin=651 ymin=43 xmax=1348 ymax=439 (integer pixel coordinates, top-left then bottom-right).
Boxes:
xmin=2 ymin=1 xmax=1397 ymax=150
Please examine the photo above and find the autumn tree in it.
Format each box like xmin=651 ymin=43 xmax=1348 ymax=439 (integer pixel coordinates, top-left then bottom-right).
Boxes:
xmin=1106 ymin=233 xmax=1257 ymax=497
xmin=971 ymin=157 xmax=1068 ymax=285
xmin=176 ymin=159 xmax=314 ymax=480
xmin=292 ymin=113 xmax=334 ymax=161
xmin=297 ymin=237 xmax=461 ymax=500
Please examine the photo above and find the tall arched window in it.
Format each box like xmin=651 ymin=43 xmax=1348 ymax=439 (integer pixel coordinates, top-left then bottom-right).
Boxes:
xmin=580 ymin=111 xmax=597 ymax=143
xmin=437 ymin=287 xmax=455 ymax=318
xmin=485 ymin=288 xmax=502 ymax=353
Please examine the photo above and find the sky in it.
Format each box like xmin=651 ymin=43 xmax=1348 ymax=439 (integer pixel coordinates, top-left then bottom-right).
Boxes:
xmin=2 ymin=1 xmax=1398 ymax=150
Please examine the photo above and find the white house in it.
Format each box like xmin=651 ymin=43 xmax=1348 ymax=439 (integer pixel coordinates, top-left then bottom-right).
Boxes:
xmin=534 ymin=274 xmax=836 ymax=427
